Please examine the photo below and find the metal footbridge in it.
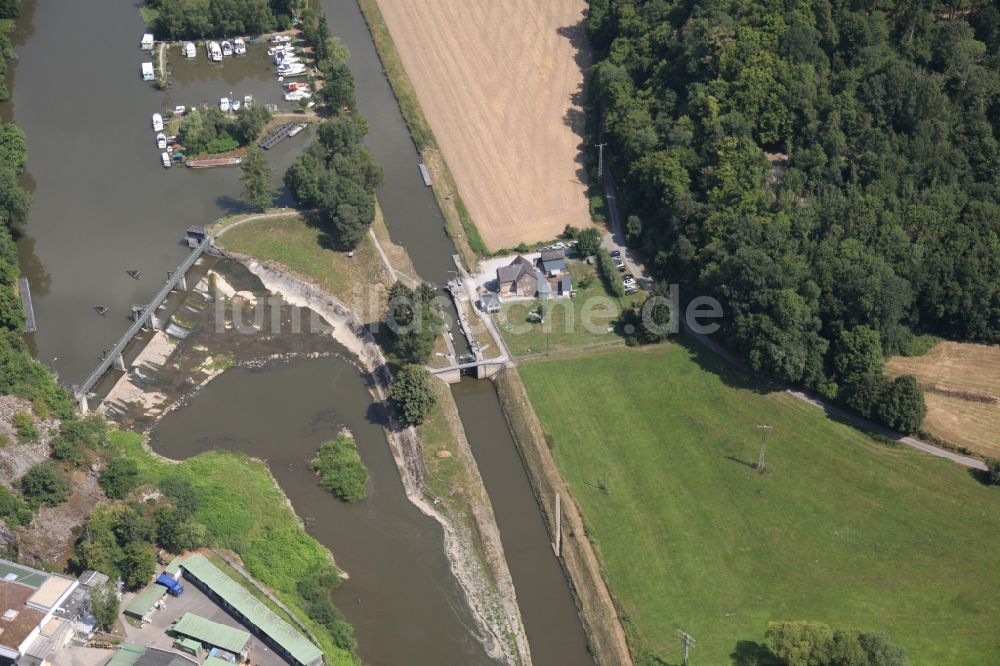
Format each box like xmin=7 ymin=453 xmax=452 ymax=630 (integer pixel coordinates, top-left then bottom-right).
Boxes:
xmin=74 ymin=234 xmax=213 ymax=412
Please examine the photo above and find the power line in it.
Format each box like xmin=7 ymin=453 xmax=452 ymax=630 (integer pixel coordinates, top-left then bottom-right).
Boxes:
xmin=678 ymin=629 xmax=696 ymax=665
xmin=756 ymin=424 xmax=774 ymax=473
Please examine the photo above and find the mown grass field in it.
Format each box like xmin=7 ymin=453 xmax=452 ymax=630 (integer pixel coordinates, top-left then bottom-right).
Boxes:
xmin=518 ymin=340 xmax=1000 ymax=665
xmin=108 ymin=430 xmax=357 ymax=666
xmin=886 ymin=341 xmax=1000 ymax=458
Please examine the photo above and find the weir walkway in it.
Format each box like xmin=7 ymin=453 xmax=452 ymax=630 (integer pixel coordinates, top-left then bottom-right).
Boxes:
xmin=73 ymin=233 xmax=214 ymax=412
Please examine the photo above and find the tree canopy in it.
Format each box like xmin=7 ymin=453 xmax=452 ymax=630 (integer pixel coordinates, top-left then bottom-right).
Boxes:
xmin=587 ymin=0 xmax=1000 ymax=430
xmin=143 ymin=0 xmax=294 ymax=39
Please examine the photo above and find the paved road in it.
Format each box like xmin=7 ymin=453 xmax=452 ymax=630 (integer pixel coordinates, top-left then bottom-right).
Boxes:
xmin=597 ymin=163 xmax=988 ymax=471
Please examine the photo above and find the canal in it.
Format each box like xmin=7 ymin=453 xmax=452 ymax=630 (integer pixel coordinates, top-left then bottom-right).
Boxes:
xmin=4 ymin=0 xmax=593 ymax=664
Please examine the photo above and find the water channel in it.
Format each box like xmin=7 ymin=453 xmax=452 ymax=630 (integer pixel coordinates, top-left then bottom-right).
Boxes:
xmin=4 ymin=0 xmax=593 ymax=663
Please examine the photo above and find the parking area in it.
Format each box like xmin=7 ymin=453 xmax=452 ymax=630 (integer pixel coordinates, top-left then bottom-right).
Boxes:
xmin=120 ymin=583 xmax=288 ymax=666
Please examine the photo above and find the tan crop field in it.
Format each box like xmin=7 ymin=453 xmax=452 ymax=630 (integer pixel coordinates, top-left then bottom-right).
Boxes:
xmin=374 ymin=0 xmax=592 ymax=250
xmin=886 ymin=341 xmax=1000 ymax=458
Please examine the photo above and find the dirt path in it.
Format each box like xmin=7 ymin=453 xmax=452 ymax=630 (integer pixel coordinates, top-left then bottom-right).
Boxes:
xmin=373 ymin=0 xmax=592 ymax=250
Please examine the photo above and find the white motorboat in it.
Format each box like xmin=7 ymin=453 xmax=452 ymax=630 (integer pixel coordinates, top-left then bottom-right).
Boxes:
xmin=287 ymin=123 xmax=307 ymax=137
xmin=284 ymin=90 xmax=312 ymax=102
xmin=156 ymin=133 xmax=167 ymax=149
xmin=152 ymin=113 xmax=164 ymax=132
xmin=161 ymin=151 xmax=171 ymax=168
xmin=174 ymin=105 xmax=186 ymax=115
xmin=207 ymin=41 xmax=222 ymax=61
xmin=275 ymin=53 xmax=301 ymax=65
xmin=219 ymin=97 xmax=230 ymax=112
xmin=243 ymin=95 xmax=253 ymax=109
xmin=221 ymin=40 xmax=233 ymax=57
xmin=233 ymin=38 xmax=246 ymax=55
xmin=231 ymin=99 xmax=241 ymax=112
xmin=183 ymin=42 xmax=196 ymax=58
xmin=271 ymin=34 xmax=291 ymax=44
xmin=277 ymin=63 xmax=307 ymax=77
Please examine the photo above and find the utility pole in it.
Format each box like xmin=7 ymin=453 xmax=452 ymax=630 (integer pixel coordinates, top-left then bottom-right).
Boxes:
xmin=595 ymin=142 xmax=607 ymax=180
xmin=678 ymin=629 xmax=696 ymax=666
xmin=756 ymin=424 xmax=774 ymax=473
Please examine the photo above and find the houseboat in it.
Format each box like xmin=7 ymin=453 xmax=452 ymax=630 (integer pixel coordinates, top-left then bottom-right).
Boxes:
xmin=152 ymin=113 xmax=164 ymax=132
xmin=161 ymin=151 xmax=171 ymax=168
xmin=140 ymin=33 xmax=154 ymax=50
xmin=221 ymin=40 xmax=233 ymax=57
xmin=233 ymin=38 xmax=246 ymax=55
xmin=183 ymin=42 xmax=196 ymax=58
xmin=141 ymin=62 xmax=154 ymax=81
xmin=207 ymin=41 xmax=222 ymax=62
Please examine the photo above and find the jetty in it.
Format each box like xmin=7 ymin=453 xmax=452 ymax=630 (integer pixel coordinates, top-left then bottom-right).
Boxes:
xmin=259 ymin=122 xmax=297 ymax=150
xmin=18 ymin=277 xmax=36 ymax=333
xmin=74 ymin=232 xmax=214 ymax=413
xmin=418 ymin=163 xmax=432 ymax=186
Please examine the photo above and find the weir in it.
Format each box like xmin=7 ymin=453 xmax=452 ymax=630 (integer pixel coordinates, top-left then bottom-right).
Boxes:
xmin=73 ymin=233 xmax=214 ymax=413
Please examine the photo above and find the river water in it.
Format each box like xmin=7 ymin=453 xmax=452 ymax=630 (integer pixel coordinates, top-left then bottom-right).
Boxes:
xmin=5 ymin=0 xmax=592 ymax=664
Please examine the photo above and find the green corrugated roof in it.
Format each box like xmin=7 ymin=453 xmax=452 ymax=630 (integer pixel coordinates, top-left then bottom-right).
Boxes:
xmin=165 ymin=557 xmax=184 ymax=575
xmin=173 ymin=613 xmax=250 ymax=653
xmin=0 ymin=558 xmax=48 ymax=589
xmin=203 ymin=657 xmax=234 ymax=666
xmin=180 ymin=554 xmax=322 ymax=665
xmin=124 ymin=582 xmax=166 ymax=618
xmin=174 ymin=637 xmax=202 ymax=654
xmin=105 ymin=644 xmax=145 ymax=666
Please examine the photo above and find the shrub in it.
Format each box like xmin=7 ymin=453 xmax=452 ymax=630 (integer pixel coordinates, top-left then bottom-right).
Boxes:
xmin=12 ymin=410 xmax=37 ymax=443
xmin=987 ymin=458 xmax=1000 ymax=486
xmin=0 ymin=483 xmax=31 ymax=526
xmin=596 ymin=248 xmax=625 ymax=298
xmin=89 ymin=583 xmax=119 ymax=632
xmin=20 ymin=461 xmax=70 ymax=508
xmin=875 ymin=376 xmax=926 ymax=436
xmin=309 ymin=434 xmax=369 ymax=502
xmin=99 ymin=457 xmax=140 ymax=499
xmin=575 ymin=227 xmax=603 ymax=257
xmin=204 ymin=136 xmax=239 ymax=154
xmin=389 ymin=365 xmax=437 ymax=426
xmin=50 ymin=435 xmax=84 ymax=466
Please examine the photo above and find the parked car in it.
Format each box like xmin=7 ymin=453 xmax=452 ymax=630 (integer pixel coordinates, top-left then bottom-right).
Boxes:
xmin=610 ymin=249 xmax=621 ymax=258
xmin=625 ymin=287 xmax=638 ymax=296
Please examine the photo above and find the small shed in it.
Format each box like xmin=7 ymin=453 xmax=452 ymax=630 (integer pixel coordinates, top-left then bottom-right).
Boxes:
xmin=478 ymin=293 xmax=502 ymax=314
xmin=173 ymin=637 xmax=201 ymax=656
xmin=140 ymin=34 xmax=154 ymax=50
xmin=141 ymin=62 xmax=154 ymax=81
xmin=123 ymin=583 xmax=166 ymax=620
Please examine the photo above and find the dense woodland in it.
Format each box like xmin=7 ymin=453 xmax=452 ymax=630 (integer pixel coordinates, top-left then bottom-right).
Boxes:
xmin=142 ymin=0 xmax=298 ymax=39
xmin=587 ymin=0 xmax=1000 ymax=432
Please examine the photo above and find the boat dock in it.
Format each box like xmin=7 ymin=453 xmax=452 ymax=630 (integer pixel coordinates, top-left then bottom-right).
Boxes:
xmin=259 ymin=122 xmax=297 ymax=150
xmin=18 ymin=277 xmax=36 ymax=333
xmin=418 ymin=163 xmax=432 ymax=186
xmin=186 ymin=155 xmax=242 ymax=168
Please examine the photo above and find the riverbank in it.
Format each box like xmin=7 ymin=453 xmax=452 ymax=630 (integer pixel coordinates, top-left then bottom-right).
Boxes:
xmin=355 ymin=0 xmax=484 ymax=268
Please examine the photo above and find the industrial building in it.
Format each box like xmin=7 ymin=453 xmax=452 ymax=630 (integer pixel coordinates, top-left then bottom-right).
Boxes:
xmin=0 ymin=558 xmax=82 ymax=665
xmin=176 ymin=555 xmax=322 ymax=666
xmin=170 ymin=613 xmax=249 ymax=655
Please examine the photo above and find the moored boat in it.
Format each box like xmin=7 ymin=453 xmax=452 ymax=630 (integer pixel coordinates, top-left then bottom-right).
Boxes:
xmin=174 ymin=105 xmax=186 ymax=115
xmin=207 ymin=41 xmax=222 ymax=62
xmin=156 ymin=133 xmax=167 ymax=149
xmin=277 ymin=63 xmax=307 ymax=77
xmin=152 ymin=113 xmax=163 ymax=132
xmin=161 ymin=152 xmax=171 ymax=168
xmin=219 ymin=97 xmax=230 ymax=112
xmin=186 ymin=155 xmax=243 ymax=168
xmin=231 ymin=99 xmax=241 ymax=112
xmin=183 ymin=42 xmax=196 ymax=58
xmin=233 ymin=37 xmax=246 ymax=55
xmin=287 ymin=123 xmax=307 ymax=137
xmin=243 ymin=95 xmax=253 ymax=109
xmin=221 ymin=40 xmax=233 ymax=57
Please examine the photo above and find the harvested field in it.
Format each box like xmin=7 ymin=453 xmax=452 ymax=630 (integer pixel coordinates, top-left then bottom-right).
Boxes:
xmin=886 ymin=341 xmax=1000 ymax=458
xmin=374 ymin=0 xmax=592 ymax=250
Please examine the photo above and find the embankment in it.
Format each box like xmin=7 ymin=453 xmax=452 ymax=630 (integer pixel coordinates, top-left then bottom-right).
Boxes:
xmin=494 ymin=367 xmax=633 ymax=666
xmin=241 ymin=259 xmax=531 ymax=665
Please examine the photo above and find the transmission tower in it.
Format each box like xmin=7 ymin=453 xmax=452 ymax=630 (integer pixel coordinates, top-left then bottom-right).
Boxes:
xmin=756 ymin=424 xmax=774 ymax=473
xmin=678 ymin=629 xmax=696 ymax=665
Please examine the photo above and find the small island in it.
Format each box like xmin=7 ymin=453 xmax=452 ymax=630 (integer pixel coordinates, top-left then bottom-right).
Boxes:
xmin=309 ymin=431 xmax=369 ymax=502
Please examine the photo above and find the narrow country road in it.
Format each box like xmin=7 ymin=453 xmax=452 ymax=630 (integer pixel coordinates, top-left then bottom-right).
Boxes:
xmin=597 ymin=161 xmax=988 ymax=471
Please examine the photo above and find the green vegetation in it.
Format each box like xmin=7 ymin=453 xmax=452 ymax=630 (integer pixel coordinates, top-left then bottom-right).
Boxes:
xmin=383 ymin=282 xmax=441 ymax=366
xmin=518 ymin=342 xmax=1000 ymax=664
xmin=389 ymin=364 xmax=436 ymax=427
xmin=98 ymin=457 xmax=140 ymax=499
xmin=595 ymin=248 xmax=625 ymax=298
xmin=240 ymin=145 xmax=276 ymax=213
xmin=296 ymin=571 xmax=355 ymax=653
xmin=765 ymin=620 xmax=905 ymax=666
xmin=0 ymin=483 xmax=31 ymax=526
xmin=309 ymin=434 xmax=369 ymax=503
xmin=20 ymin=461 xmax=70 ymax=508
xmin=12 ymin=409 xmax=36 ymax=442
xmin=142 ymin=0 xmax=295 ymax=39
xmin=89 ymin=583 xmax=120 ymax=632
xmin=586 ymin=0 xmax=1000 ymax=431
xmin=180 ymin=106 xmax=272 ymax=157
xmin=988 ymin=458 xmax=1000 ymax=486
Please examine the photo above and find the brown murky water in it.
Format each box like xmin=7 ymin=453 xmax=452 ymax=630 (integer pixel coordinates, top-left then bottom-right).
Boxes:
xmin=4 ymin=0 xmax=593 ymax=663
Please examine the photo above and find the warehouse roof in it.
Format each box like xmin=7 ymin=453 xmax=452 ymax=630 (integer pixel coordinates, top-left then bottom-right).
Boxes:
xmin=203 ymin=657 xmax=234 ymax=666
xmin=105 ymin=643 xmax=146 ymax=666
xmin=164 ymin=557 xmax=184 ymax=576
xmin=180 ymin=554 xmax=322 ymax=665
xmin=172 ymin=613 xmax=250 ymax=653
xmin=124 ymin=583 xmax=166 ymax=618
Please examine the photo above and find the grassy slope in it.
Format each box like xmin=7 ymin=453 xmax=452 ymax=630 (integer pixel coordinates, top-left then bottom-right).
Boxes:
xmin=108 ymin=430 xmax=357 ymax=666
xmin=518 ymin=340 xmax=1000 ymax=665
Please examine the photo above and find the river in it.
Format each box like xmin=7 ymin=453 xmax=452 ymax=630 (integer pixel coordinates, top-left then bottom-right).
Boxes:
xmin=4 ymin=0 xmax=592 ymax=664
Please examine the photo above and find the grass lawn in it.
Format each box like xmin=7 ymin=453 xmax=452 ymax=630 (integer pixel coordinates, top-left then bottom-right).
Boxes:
xmin=215 ymin=213 xmax=389 ymax=319
xmin=493 ymin=262 xmax=642 ymax=357
xmin=108 ymin=430 xmax=357 ymax=666
xmin=518 ymin=340 xmax=1000 ymax=665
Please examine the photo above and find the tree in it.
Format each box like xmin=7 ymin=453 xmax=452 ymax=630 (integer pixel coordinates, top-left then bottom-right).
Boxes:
xmin=89 ymin=583 xmax=119 ymax=632
xmin=154 ymin=505 xmax=207 ymax=552
xmin=875 ymin=375 xmax=926 ymax=435
xmin=322 ymin=62 xmax=356 ymax=110
xmin=119 ymin=541 xmax=155 ymax=590
xmin=20 ymin=461 xmax=70 ymax=508
xmin=765 ymin=620 xmax=834 ymax=666
xmin=988 ymin=458 xmax=1000 ymax=486
xmin=240 ymin=145 xmax=276 ymax=212
xmin=308 ymin=435 xmax=369 ymax=502
xmin=390 ymin=365 xmax=437 ymax=426
xmin=833 ymin=326 xmax=884 ymax=383
xmin=99 ymin=457 xmax=140 ymax=500
xmin=159 ymin=474 xmax=199 ymax=517
xmin=575 ymin=227 xmax=602 ymax=257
